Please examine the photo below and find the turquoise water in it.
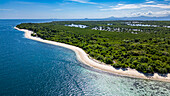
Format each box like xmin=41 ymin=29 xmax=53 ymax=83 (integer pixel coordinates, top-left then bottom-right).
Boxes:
xmin=0 ymin=19 xmax=170 ymax=96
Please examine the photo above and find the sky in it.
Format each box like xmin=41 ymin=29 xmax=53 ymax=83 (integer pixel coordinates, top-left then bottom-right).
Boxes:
xmin=0 ymin=0 xmax=170 ymax=19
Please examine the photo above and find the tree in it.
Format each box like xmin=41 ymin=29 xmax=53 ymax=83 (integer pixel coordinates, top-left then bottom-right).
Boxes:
xmin=104 ymin=58 xmax=113 ymax=64
xmin=96 ymin=55 xmax=104 ymax=61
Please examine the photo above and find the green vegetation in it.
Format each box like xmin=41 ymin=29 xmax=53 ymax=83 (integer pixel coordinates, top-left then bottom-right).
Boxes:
xmin=16 ymin=21 xmax=170 ymax=74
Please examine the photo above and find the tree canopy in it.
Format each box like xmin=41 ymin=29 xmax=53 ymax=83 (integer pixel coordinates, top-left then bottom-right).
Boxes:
xmin=16 ymin=21 xmax=170 ymax=74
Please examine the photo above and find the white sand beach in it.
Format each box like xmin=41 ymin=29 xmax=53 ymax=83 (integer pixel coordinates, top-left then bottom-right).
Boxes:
xmin=14 ymin=27 xmax=170 ymax=82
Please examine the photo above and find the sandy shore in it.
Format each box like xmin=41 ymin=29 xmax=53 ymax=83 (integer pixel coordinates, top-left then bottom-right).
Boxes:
xmin=14 ymin=27 xmax=170 ymax=82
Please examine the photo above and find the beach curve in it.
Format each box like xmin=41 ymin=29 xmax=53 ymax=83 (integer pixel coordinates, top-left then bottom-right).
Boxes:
xmin=14 ymin=27 xmax=170 ymax=82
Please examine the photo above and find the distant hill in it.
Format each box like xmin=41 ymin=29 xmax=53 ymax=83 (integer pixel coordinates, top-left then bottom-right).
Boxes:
xmin=103 ymin=15 xmax=170 ymax=20
xmin=53 ymin=15 xmax=170 ymax=21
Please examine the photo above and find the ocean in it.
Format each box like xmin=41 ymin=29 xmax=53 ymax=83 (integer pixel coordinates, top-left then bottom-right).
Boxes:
xmin=0 ymin=19 xmax=170 ymax=96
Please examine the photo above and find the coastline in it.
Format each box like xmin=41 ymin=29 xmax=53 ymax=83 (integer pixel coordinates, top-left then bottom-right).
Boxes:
xmin=14 ymin=27 xmax=170 ymax=82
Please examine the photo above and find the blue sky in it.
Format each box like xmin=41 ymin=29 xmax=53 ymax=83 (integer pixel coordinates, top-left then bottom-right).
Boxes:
xmin=0 ymin=0 xmax=170 ymax=19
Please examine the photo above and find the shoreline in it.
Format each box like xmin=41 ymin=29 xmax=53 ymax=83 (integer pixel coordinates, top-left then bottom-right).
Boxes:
xmin=14 ymin=27 xmax=170 ymax=82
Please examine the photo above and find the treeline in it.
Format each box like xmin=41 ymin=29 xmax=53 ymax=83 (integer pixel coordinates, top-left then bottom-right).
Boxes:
xmin=51 ymin=21 xmax=170 ymax=34
xmin=16 ymin=21 xmax=170 ymax=74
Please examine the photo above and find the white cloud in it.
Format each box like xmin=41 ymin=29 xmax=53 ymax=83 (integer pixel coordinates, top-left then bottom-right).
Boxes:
xmin=131 ymin=10 xmax=170 ymax=17
xmin=97 ymin=6 xmax=103 ymax=8
xmin=112 ymin=4 xmax=140 ymax=10
xmin=141 ymin=4 xmax=170 ymax=9
xmin=69 ymin=0 xmax=97 ymax=4
xmin=118 ymin=4 xmax=124 ymax=6
xmin=145 ymin=1 xmax=155 ymax=3
xmin=101 ymin=3 xmax=170 ymax=10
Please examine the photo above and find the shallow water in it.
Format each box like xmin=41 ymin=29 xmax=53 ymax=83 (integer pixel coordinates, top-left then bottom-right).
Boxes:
xmin=0 ymin=19 xmax=170 ymax=96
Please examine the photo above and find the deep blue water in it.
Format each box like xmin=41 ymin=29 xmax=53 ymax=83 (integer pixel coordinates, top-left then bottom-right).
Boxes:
xmin=0 ymin=19 xmax=170 ymax=96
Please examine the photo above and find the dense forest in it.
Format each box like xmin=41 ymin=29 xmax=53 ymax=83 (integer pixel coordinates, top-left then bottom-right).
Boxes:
xmin=16 ymin=21 xmax=170 ymax=74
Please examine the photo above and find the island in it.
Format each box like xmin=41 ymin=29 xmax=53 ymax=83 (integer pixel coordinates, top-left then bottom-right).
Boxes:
xmin=15 ymin=21 xmax=170 ymax=82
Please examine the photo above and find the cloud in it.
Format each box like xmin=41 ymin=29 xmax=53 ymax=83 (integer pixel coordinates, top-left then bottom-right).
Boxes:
xmin=69 ymin=0 xmax=97 ymax=4
xmin=145 ymin=1 xmax=155 ymax=3
xmin=97 ymin=6 xmax=103 ymax=8
xmin=101 ymin=3 xmax=170 ymax=10
xmin=0 ymin=9 xmax=13 ymax=11
xmin=131 ymin=10 xmax=170 ymax=17
xmin=109 ymin=4 xmax=140 ymax=10
xmin=117 ymin=4 xmax=124 ymax=6
xmin=141 ymin=4 xmax=170 ymax=8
